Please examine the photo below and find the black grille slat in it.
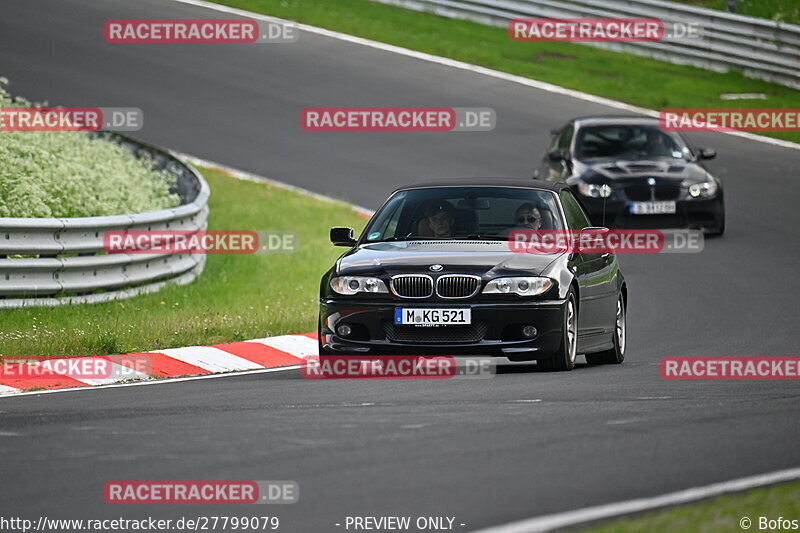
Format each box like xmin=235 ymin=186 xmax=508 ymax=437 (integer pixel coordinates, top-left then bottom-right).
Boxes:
xmin=383 ymin=322 xmax=487 ymax=343
xmin=625 ymin=185 xmax=681 ymax=201
xmin=436 ymin=275 xmax=480 ymax=298
xmin=391 ymin=275 xmax=433 ymax=298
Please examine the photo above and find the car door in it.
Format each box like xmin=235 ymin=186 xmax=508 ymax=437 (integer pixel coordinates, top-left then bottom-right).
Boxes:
xmin=559 ymin=190 xmax=618 ymax=346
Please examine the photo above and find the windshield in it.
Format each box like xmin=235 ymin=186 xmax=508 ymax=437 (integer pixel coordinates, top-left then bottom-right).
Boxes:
xmin=361 ymin=186 xmax=563 ymax=242
xmin=575 ymin=125 xmax=691 ymax=160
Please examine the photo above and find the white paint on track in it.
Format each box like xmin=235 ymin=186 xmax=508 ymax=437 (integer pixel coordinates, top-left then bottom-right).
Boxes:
xmin=471 ymin=467 xmax=800 ymax=532
xmin=249 ymin=334 xmax=319 ymax=357
xmin=0 ymin=384 xmax=22 ymax=395
xmin=169 ymin=0 xmax=800 ymax=152
xmin=154 ymin=346 xmax=264 ymax=372
xmin=0 ymin=365 xmax=303 ymax=400
xmin=175 ymin=152 xmax=375 ymax=217
xmin=61 ymin=361 xmax=151 ymax=386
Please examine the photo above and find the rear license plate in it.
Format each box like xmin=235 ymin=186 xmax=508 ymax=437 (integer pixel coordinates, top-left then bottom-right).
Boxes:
xmin=395 ymin=308 xmax=471 ymax=326
xmin=630 ymin=201 xmax=677 ymax=215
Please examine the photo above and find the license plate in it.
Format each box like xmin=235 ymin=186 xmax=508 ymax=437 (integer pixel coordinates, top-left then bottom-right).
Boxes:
xmin=630 ymin=201 xmax=676 ymax=215
xmin=395 ymin=308 xmax=471 ymax=326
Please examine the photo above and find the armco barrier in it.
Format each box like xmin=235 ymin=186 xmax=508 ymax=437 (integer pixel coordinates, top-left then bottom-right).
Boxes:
xmin=0 ymin=132 xmax=210 ymax=308
xmin=370 ymin=0 xmax=800 ymax=90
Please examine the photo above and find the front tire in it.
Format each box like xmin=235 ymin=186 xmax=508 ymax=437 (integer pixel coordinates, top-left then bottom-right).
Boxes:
xmin=586 ymin=293 xmax=626 ymax=365
xmin=707 ymin=203 xmax=725 ymax=237
xmin=538 ymin=290 xmax=577 ymax=371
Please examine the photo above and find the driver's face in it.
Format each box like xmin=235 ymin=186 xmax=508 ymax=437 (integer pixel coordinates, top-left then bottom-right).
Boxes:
xmin=428 ymin=211 xmax=454 ymax=236
xmin=516 ymin=209 xmax=541 ymax=230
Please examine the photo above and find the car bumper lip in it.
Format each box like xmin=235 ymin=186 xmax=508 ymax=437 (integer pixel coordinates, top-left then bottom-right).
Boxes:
xmin=320 ymin=298 xmax=567 ymax=356
xmin=578 ymin=196 xmax=723 ymax=229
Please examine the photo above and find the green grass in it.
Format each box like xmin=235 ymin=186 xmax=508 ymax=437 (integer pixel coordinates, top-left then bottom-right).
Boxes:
xmin=0 ymin=167 xmax=366 ymax=357
xmin=212 ymin=0 xmax=800 ymax=143
xmin=673 ymin=0 xmax=800 ymax=25
xmin=577 ymin=479 xmax=800 ymax=533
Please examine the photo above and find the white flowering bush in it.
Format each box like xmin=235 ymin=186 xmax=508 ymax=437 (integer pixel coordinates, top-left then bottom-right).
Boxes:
xmin=0 ymin=82 xmax=180 ymax=218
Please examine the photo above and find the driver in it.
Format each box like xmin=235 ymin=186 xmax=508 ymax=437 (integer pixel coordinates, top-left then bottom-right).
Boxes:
xmin=421 ymin=200 xmax=456 ymax=238
xmin=512 ymin=203 xmax=542 ymax=230
xmin=643 ymin=129 xmax=675 ymax=157
xmin=501 ymin=203 xmax=543 ymax=239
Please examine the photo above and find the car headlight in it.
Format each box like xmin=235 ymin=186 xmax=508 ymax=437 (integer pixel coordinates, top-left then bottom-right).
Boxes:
xmin=688 ymin=181 xmax=718 ymax=199
xmin=330 ymin=276 xmax=388 ymax=295
xmin=482 ymin=277 xmax=553 ymax=296
xmin=577 ymin=182 xmax=612 ymax=198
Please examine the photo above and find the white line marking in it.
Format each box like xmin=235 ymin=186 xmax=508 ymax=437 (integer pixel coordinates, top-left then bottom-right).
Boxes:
xmin=606 ymin=418 xmax=642 ymax=425
xmin=0 ymin=364 xmax=302 ymax=399
xmin=50 ymin=360 xmax=150 ymax=386
xmin=637 ymin=396 xmax=672 ymax=400
xmin=169 ymin=0 xmax=800 ymax=152
xmin=154 ymin=346 xmax=264 ymax=373
xmin=0 ymin=384 xmax=22 ymax=395
xmin=471 ymin=467 xmax=800 ymax=533
xmin=510 ymin=399 xmax=542 ymax=403
xmin=248 ymin=334 xmax=319 ymax=357
xmin=174 ymin=152 xmax=374 ymax=217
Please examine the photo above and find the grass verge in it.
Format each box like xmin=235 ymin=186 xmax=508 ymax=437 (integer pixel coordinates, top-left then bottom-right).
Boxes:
xmin=577 ymin=479 xmax=800 ymax=532
xmin=212 ymin=0 xmax=800 ymax=143
xmin=0 ymin=166 xmax=366 ymax=356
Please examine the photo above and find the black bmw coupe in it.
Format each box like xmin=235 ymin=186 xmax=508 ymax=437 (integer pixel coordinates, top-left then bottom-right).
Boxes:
xmin=536 ymin=116 xmax=725 ymax=235
xmin=318 ymin=180 xmax=627 ymax=371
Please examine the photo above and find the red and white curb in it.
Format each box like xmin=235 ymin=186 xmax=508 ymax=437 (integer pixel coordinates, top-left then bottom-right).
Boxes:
xmin=0 ymin=333 xmax=318 ymax=396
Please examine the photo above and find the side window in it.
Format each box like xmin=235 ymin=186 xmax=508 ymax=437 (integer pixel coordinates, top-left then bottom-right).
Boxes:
xmin=559 ymin=190 xmax=591 ymax=230
xmin=557 ymin=124 xmax=574 ymax=151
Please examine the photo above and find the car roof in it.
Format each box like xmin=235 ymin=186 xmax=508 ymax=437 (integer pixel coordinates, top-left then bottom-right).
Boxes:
xmin=393 ymin=178 xmax=569 ymax=193
xmin=572 ymin=115 xmax=660 ymax=127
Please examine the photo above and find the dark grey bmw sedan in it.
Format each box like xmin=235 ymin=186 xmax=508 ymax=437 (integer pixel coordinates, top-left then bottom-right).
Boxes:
xmin=318 ymin=179 xmax=627 ymax=371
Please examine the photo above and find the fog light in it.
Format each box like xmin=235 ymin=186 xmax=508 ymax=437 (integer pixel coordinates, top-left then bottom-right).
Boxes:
xmin=521 ymin=325 xmax=538 ymax=338
xmin=336 ymin=324 xmax=352 ymax=337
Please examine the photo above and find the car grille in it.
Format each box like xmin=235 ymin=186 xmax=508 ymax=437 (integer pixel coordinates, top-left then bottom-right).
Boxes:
xmin=383 ymin=322 xmax=488 ymax=343
xmin=436 ymin=275 xmax=481 ymax=298
xmin=391 ymin=275 xmax=433 ymax=298
xmin=625 ymin=185 xmax=681 ymax=201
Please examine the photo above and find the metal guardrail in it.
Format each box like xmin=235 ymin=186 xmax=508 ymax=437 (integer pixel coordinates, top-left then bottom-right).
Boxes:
xmin=371 ymin=0 xmax=800 ymax=89
xmin=0 ymin=132 xmax=210 ymax=308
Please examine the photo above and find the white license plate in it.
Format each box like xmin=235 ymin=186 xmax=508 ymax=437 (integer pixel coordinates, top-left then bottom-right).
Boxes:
xmin=630 ymin=201 xmax=676 ymax=215
xmin=395 ymin=308 xmax=471 ymax=326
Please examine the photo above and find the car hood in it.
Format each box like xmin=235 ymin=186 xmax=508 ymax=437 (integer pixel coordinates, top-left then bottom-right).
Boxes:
xmin=337 ymin=241 xmax=562 ymax=278
xmin=573 ymin=158 xmax=712 ymax=185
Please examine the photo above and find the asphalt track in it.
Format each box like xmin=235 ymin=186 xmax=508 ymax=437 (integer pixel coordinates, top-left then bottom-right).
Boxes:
xmin=1 ymin=0 xmax=799 ymax=531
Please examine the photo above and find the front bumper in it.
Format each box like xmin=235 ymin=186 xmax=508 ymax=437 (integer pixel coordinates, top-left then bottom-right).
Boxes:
xmin=319 ymin=298 xmax=567 ymax=356
xmin=579 ymin=195 xmax=724 ymax=231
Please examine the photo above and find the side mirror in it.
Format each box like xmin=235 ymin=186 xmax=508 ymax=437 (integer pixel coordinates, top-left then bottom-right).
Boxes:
xmin=330 ymin=227 xmax=356 ymax=247
xmin=698 ymin=148 xmax=716 ymax=160
xmin=548 ymin=148 xmax=567 ymax=162
xmin=577 ymin=227 xmax=611 ymax=254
